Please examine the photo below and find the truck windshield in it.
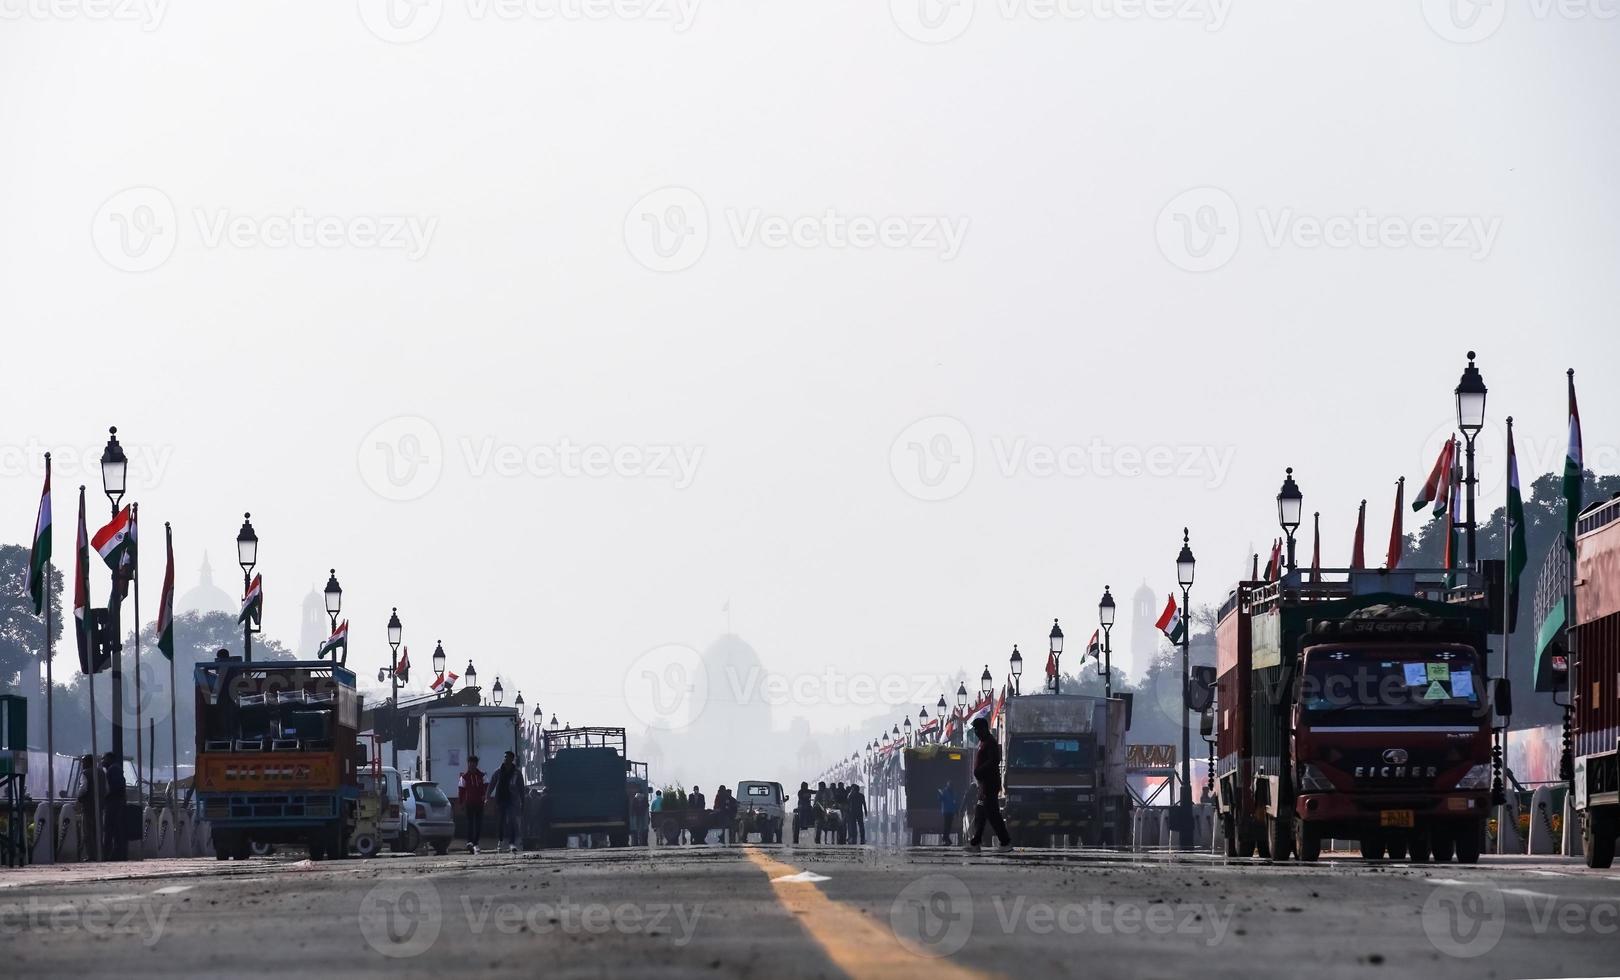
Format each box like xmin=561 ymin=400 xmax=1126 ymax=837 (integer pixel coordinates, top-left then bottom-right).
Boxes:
xmin=1302 ymin=649 xmax=1481 ymax=712
xmin=1007 ymin=737 xmax=1085 ymax=769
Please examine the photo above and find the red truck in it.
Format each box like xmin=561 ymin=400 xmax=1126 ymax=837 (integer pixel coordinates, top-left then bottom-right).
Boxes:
xmin=1572 ymin=496 xmax=1620 ymax=867
xmin=1214 ymin=568 xmax=1501 ymax=863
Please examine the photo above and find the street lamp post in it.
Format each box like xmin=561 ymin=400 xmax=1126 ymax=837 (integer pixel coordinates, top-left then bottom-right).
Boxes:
xmin=1176 ymin=528 xmax=1197 ymax=850
xmin=432 ymin=641 xmax=446 ymax=694
xmin=1048 ymin=621 xmax=1064 ymax=695
xmin=1455 ymin=351 xmax=1488 ymax=565
xmin=464 ymin=661 xmax=478 ymax=697
xmin=1009 ymin=645 xmax=1023 ymax=696
xmin=387 ymin=608 xmax=402 ymax=769
xmin=1099 ymin=586 xmax=1116 ymax=700
xmin=99 ymin=427 xmax=128 ymax=763
xmin=1277 ymin=468 xmax=1303 ymax=573
xmin=918 ymin=707 xmax=929 ymax=743
xmin=236 ymin=514 xmax=258 ymax=663
xmin=324 ymin=570 xmax=343 ymax=633
xmin=492 ymin=677 xmax=504 ymax=707
xmin=979 ymin=666 xmax=992 ymax=701
xmin=955 ymin=683 xmax=968 ymax=744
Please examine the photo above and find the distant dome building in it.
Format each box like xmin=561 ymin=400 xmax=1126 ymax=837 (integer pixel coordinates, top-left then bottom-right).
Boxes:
xmin=700 ymin=633 xmax=771 ymax=723
xmin=179 ymin=553 xmax=234 ymax=616
xmin=1130 ymin=581 xmax=1158 ymax=676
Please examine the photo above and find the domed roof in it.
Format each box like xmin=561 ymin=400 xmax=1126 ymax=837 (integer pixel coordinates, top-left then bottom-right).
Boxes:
xmin=179 ymin=552 xmax=234 ymax=616
xmin=701 ymin=633 xmax=767 ymax=709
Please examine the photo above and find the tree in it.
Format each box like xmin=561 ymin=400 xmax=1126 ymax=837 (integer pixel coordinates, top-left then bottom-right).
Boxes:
xmin=0 ymin=543 xmax=63 ymax=692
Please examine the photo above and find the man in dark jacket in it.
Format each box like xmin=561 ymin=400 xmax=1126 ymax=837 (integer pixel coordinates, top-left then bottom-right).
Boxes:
xmin=487 ymin=751 xmax=526 ymax=853
xmin=966 ymin=717 xmax=1011 ymax=852
xmin=795 ymin=782 xmax=813 ymax=843
xmin=99 ymin=753 xmax=127 ymax=861
xmin=847 ymin=783 xmax=867 ymax=845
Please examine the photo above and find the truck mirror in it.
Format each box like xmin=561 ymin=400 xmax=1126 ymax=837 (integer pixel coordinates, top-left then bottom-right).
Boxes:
xmin=1187 ymin=666 xmax=1216 ymax=713
xmin=1199 ymin=707 xmax=1214 ymax=738
xmin=1116 ymin=692 xmax=1134 ymax=731
xmin=1492 ymin=677 xmax=1513 ymax=721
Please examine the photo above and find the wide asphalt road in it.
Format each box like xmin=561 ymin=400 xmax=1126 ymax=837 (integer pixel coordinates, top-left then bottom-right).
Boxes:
xmin=5 ymin=845 xmax=1620 ymax=978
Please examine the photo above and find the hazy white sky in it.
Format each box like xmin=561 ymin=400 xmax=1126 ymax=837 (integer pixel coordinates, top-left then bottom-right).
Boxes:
xmin=3 ymin=1 xmax=1617 ymax=734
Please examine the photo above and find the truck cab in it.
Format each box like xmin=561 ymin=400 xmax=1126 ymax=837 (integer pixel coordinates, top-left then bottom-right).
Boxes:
xmin=995 ymin=694 xmax=1130 ymax=846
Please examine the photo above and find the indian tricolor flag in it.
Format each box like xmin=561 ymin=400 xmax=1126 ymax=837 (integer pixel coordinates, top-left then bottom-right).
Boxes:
xmin=27 ymin=456 xmax=51 ymax=617
xmin=93 ymin=504 xmax=136 ymax=598
xmin=430 ymin=670 xmax=458 ymax=692
xmin=239 ymin=573 xmax=263 ymax=626
xmin=1086 ymin=630 xmax=1101 ymax=662
xmin=1412 ymin=439 xmax=1454 ymax=515
xmin=156 ymin=523 xmax=176 ymax=661
xmin=1564 ymin=369 xmax=1583 ymax=548
xmin=317 ymin=620 xmax=349 ymax=660
xmin=1155 ymin=593 xmax=1185 ymax=644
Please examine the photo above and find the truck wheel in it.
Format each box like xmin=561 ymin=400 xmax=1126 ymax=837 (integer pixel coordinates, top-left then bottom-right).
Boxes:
xmin=233 ymin=836 xmax=252 ymax=861
xmin=1431 ymin=827 xmax=1456 ymax=863
xmin=910 ymin=829 xmax=921 ymax=847
xmin=1407 ymin=830 xmax=1431 ymax=863
xmin=1254 ymin=825 xmax=1271 ymax=860
xmin=1266 ymin=814 xmax=1293 ymax=861
xmin=610 ymin=832 xmax=629 ymax=847
xmin=250 ymin=840 xmax=275 ymax=858
xmin=1294 ymin=820 xmax=1321 ymax=862
xmin=307 ymin=834 xmax=327 ymax=861
xmin=1386 ymin=838 xmax=1408 ymax=861
xmin=1222 ymin=815 xmax=1238 ymax=858
xmin=1583 ymin=810 xmax=1616 ymax=869
xmin=213 ymin=831 xmax=233 ymax=861
xmin=403 ymin=828 xmax=421 ymax=854
xmin=1455 ymin=820 xmax=1483 ymax=864
xmin=432 ymin=839 xmax=450 ymax=856
xmin=354 ymin=832 xmax=380 ymax=859
xmin=1359 ymin=835 xmax=1386 ymax=861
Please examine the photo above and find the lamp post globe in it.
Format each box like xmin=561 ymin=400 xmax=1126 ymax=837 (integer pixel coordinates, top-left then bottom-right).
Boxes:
xmin=432 ymin=641 xmax=446 ymax=678
xmin=387 ymin=608 xmax=402 ymax=651
xmin=1099 ymin=585 xmax=1117 ymax=696
xmin=956 ymin=682 xmax=968 ymax=711
xmin=464 ymin=661 xmax=478 ymax=692
xmin=236 ymin=514 xmax=258 ymax=572
xmin=1010 ymin=644 xmax=1023 ymax=688
xmin=1099 ymin=587 xmax=1115 ymax=627
xmin=100 ymin=426 xmax=128 ymax=510
xmin=1455 ymin=351 xmax=1489 ymax=564
xmin=323 ymin=569 xmax=343 ymax=630
xmin=979 ymin=665 xmax=993 ymax=698
xmin=1177 ymin=528 xmax=1197 ymax=589
xmin=936 ymin=694 xmax=947 ymax=714
xmin=492 ymin=677 xmax=503 ymax=706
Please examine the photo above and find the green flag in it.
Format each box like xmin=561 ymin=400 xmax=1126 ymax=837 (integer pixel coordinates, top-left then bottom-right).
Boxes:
xmin=1563 ymin=369 xmax=1583 ymax=548
xmin=1506 ymin=418 xmax=1527 ymax=624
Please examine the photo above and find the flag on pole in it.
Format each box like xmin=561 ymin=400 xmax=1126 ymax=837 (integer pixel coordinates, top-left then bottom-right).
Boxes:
xmin=1412 ymin=440 xmax=1454 ymax=514
xmin=1086 ymin=630 xmax=1101 ymax=662
xmin=317 ymin=619 xmax=348 ymax=659
xmin=156 ymin=523 xmax=176 ymax=661
xmin=92 ymin=504 xmax=136 ymax=599
xmin=1386 ymin=477 xmax=1405 ymax=570
xmin=1044 ymin=649 xmax=1057 ymax=682
xmin=430 ymin=670 xmax=458 ymax=692
xmin=239 ymin=574 xmax=263 ymax=626
xmin=1350 ymin=499 xmax=1367 ymax=569
xmin=1564 ymin=369 xmax=1583 ymax=548
xmin=74 ymin=487 xmax=99 ymax=674
xmin=27 ymin=457 xmax=51 ymax=616
xmin=1445 ymin=442 xmax=1463 ymax=585
xmin=1155 ymin=594 xmax=1185 ymax=644
xmin=1506 ymin=417 xmax=1527 ymax=624
xmin=1310 ymin=512 xmax=1321 ymax=582
xmin=396 ymin=646 xmax=410 ymax=683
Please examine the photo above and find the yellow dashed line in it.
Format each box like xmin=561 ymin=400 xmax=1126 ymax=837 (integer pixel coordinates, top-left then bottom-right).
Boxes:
xmin=742 ymin=847 xmax=992 ymax=980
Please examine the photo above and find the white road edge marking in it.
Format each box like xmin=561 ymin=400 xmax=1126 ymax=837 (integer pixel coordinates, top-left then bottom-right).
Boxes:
xmin=152 ymin=885 xmax=193 ymax=895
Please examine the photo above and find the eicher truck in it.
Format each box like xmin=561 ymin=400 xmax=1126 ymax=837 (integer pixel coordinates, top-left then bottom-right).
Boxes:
xmin=1572 ymin=496 xmax=1620 ymax=868
xmin=1214 ymin=568 xmax=1503 ymax=863
xmin=990 ymin=693 xmax=1131 ymax=846
xmin=194 ymin=656 xmax=362 ymax=860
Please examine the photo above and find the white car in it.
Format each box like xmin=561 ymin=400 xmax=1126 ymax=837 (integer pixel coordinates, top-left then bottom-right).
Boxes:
xmin=403 ymin=780 xmax=454 ymax=855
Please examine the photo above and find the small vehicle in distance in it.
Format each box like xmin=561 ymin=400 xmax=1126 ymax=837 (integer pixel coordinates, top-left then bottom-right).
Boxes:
xmin=737 ymin=780 xmax=787 ymax=843
xmin=403 ymin=780 xmax=454 ymax=855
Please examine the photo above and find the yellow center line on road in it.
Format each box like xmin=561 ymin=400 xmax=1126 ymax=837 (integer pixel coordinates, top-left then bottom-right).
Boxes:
xmin=741 ymin=847 xmax=993 ymax=980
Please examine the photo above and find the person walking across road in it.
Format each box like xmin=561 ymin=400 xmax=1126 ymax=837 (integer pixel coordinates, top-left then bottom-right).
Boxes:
xmin=939 ymin=779 xmax=959 ymax=846
xmin=99 ymin=753 xmax=127 ymax=861
xmin=966 ymin=716 xmax=1012 ymax=852
xmin=458 ymin=755 xmax=487 ymax=854
xmin=795 ymin=782 xmax=813 ymax=844
xmin=488 ymin=751 xmax=526 ymax=853
xmin=687 ymin=786 xmax=706 ymax=844
xmin=848 ymin=783 xmax=867 ymax=845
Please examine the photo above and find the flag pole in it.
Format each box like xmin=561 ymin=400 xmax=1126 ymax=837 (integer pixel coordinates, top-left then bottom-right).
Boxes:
xmin=132 ymin=502 xmax=143 ymax=801
xmin=42 ymin=454 xmax=57 ymax=864
xmin=80 ymin=486 xmax=103 ymax=862
xmin=165 ymin=523 xmax=177 ymax=812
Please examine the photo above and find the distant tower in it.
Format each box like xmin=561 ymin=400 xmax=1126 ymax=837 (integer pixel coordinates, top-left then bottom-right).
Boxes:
xmin=1130 ymin=581 xmax=1158 ymax=677
xmin=298 ymin=586 xmax=325 ymax=658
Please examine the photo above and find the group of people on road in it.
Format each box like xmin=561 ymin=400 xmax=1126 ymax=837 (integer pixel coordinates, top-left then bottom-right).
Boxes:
xmin=795 ymin=779 xmax=867 ymax=844
xmin=456 ymin=750 xmax=527 ymax=853
xmin=74 ymin=752 xmax=129 ymax=861
xmin=649 ymin=784 xmax=741 ymax=844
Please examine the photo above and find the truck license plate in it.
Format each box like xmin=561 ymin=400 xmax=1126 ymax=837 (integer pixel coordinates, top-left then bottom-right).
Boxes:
xmin=1380 ymin=810 xmax=1415 ymax=829
xmin=1037 ymin=812 xmax=1060 ymax=820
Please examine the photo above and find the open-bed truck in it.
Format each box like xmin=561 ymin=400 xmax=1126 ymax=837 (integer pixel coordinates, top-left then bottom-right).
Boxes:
xmin=194 ymin=657 xmax=362 ymax=861
xmin=1214 ymin=568 xmax=1501 ymax=863
xmin=1573 ymin=496 xmax=1620 ymax=867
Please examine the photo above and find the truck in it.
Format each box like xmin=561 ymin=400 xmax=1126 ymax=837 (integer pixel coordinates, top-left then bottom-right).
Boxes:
xmin=536 ymin=726 xmax=632 ymax=848
xmin=902 ymin=744 xmax=972 ymax=845
xmin=193 ymin=656 xmax=362 ymax=861
xmin=1572 ymin=495 xmax=1620 ymax=868
xmin=985 ymin=693 xmax=1131 ymax=846
xmin=416 ymin=705 xmax=520 ymax=847
xmin=1213 ymin=568 xmax=1501 ymax=864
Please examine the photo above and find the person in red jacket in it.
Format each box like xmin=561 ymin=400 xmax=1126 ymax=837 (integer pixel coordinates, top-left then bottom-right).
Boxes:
xmin=458 ymin=755 xmax=487 ymax=854
xmin=966 ymin=716 xmax=1012 ymax=852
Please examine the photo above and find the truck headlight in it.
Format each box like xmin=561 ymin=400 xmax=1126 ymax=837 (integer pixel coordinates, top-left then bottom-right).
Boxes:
xmin=1454 ymin=764 xmax=1491 ymax=790
xmin=1298 ymin=764 xmax=1336 ymax=792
